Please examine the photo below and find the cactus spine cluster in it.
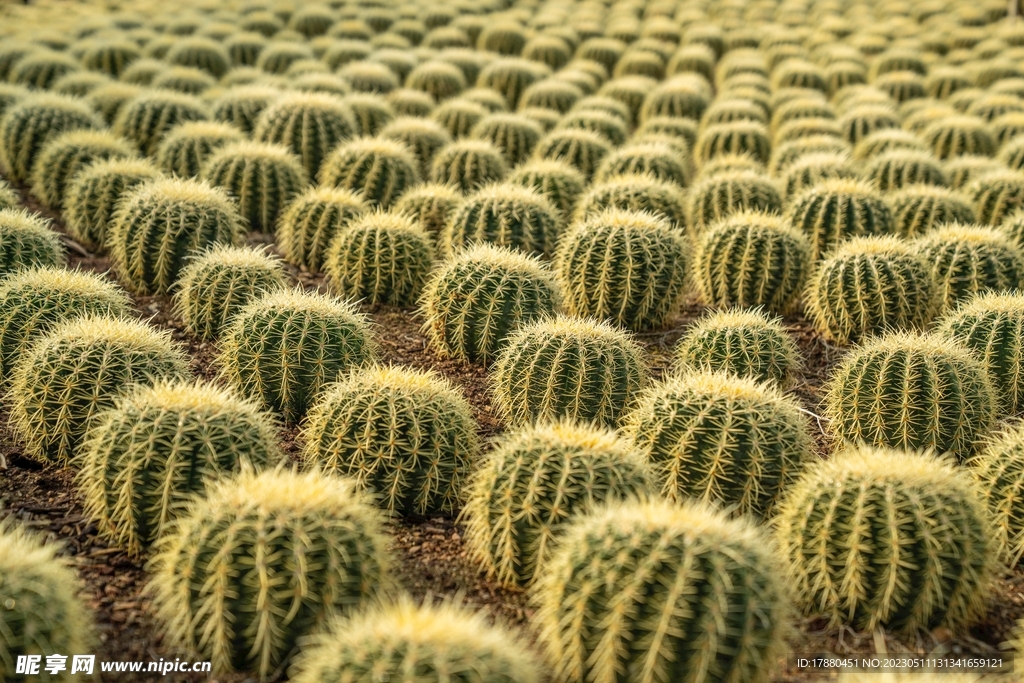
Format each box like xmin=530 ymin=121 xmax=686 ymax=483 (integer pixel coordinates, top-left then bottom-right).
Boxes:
xmin=78 ymin=380 xmax=284 ymax=557
xmin=148 ymin=469 xmax=393 ymax=679
xmin=301 ymin=364 xmax=478 ymax=515
xmin=461 ymin=420 xmax=652 ymax=587
xmin=776 ymin=446 xmax=994 ymax=634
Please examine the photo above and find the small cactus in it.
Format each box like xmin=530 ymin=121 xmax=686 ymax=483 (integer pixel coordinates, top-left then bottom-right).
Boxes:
xmin=165 ymin=36 xmax=230 ymax=78
xmin=559 ymin=108 xmax=628 ymax=145
xmin=507 ymin=159 xmax=585 ymax=221
xmin=554 ymin=209 xmax=688 ymax=331
xmin=865 ymin=150 xmax=949 ymax=192
xmin=947 ymin=155 xmax=1003 ymax=190
xmin=406 ymin=60 xmax=467 ymax=101
xmin=694 ymin=211 xmax=811 ymax=315
xmin=922 ymin=115 xmax=997 ymax=159
xmin=936 ymin=292 xmax=1024 ymax=416
xmin=63 ymin=157 xmax=162 ymax=252
xmin=823 ymin=331 xmax=995 ymax=462
xmin=838 ymin=104 xmax=900 ymax=145
xmin=625 ymin=369 xmax=812 ymax=515
xmin=639 ymin=74 xmax=712 ymax=121
xmin=462 ymin=420 xmax=651 ymax=587
xmin=782 ymin=152 xmax=858 ymax=200
xmin=492 ymin=315 xmax=649 ymax=428
xmin=0 ymin=93 xmax=102 ymax=183
xmin=9 ymin=315 xmax=190 ymax=465
xmin=113 ymin=90 xmax=210 ymax=156
xmin=443 ymin=183 xmax=559 ymax=256
xmin=430 ymin=139 xmax=509 ymax=193
xmin=155 ymin=121 xmax=245 ymax=179
xmin=301 ymin=364 xmax=478 ymax=515
xmin=29 ymin=129 xmax=136 ymax=210
xmin=0 ymin=209 xmax=64 ymax=276
xmin=470 ymin=112 xmax=542 ymax=167
xmin=574 ymin=173 xmax=687 ymax=230
xmin=151 ymin=66 xmax=216 ymax=96
xmin=695 ymin=120 xmax=771 ymax=166
xmin=277 ymin=186 xmax=366 ymax=271
xmin=319 ymin=136 xmax=419 ymax=209
xmin=212 ymin=84 xmax=283 ymax=135
xmin=253 ymin=92 xmax=357 ymax=180
xmin=972 ymin=423 xmax=1024 ymax=565
xmin=78 ymin=380 xmax=284 ymax=556
xmin=174 ymin=244 xmax=288 ymax=341
xmin=324 ymin=211 xmax=433 ymax=306
xmin=969 ymin=169 xmax=1024 ymax=225
xmin=147 ymin=469 xmax=393 ymax=679
xmin=341 ymin=93 xmax=396 ymax=136
xmin=534 ymin=499 xmax=788 ymax=683
xmin=594 ymin=140 xmax=689 ymax=188
xmin=787 ymin=178 xmax=894 ymax=261
xmin=533 ymin=128 xmax=611 ymax=180
xmin=0 ymin=179 xmax=17 ymax=211
xmin=890 ymin=185 xmax=976 ymax=237
xmin=776 ymin=445 xmax=994 ymax=634
xmin=0 ymin=522 xmax=94 ymax=683
xmin=81 ymin=38 xmax=141 ymax=77
xmin=10 ymin=50 xmax=81 ymax=91
xmin=419 ymin=243 xmax=559 ymax=363
xmin=379 ymin=117 xmax=451 ymax=177
xmin=394 ymin=183 xmax=461 ymax=238
xmin=477 ymin=57 xmax=550 ymax=109
xmin=431 ymin=98 xmax=488 ymax=138
xmin=914 ymin=223 xmax=1024 ymax=311
xmin=769 ymin=135 xmax=851 ymax=175
xmin=687 ymin=170 xmax=783 ymax=237
xmin=219 ymin=288 xmax=377 ymax=421
xmin=673 ymin=308 xmax=801 ymax=386
xmin=109 ymin=177 xmax=244 ymax=295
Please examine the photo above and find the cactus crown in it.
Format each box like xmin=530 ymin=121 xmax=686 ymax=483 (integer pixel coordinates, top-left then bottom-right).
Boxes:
xmin=155 ymin=121 xmax=245 ymax=179
xmin=787 ymin=177 xmax=894 ymax=261
xmin=29 ymin=129 xmax=137 ymax=210
xmin=0 ymin=208 xmax=64 ymax=276
xmin=443 ymin=182 xmax=559 ymax=257
xmin=574 ymin=173 xmax=687 ymax=230
xmin=776 ymin=445 xmax=994 ymax=634
xmin=319 ymin=136 xmax=419 ymax=209
xmin=0 ymin=92 xmax=103 ymax=183
xmin=64 ymin=157 xmax=163 ymax=252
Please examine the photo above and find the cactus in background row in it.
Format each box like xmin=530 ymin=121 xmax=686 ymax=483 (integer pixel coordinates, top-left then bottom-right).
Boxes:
xmin=302 ymin=364 xmax=478 ymax=515
xmin=443 ymin=183 xmax=559 ymax=256
xmin=806 ymin=236 xmax=940 ymax=344
xmin=788 ymin=178 xmax=894 ymax=261
xmin=174 ymin=245 xmax=288 ymax=341
xmin=9 ymin=315 xmax=189 ymax=465
xmin=254 ymin=92 xmax=357 ymax=180
xmin=923 ymin=115 xmax=996 ymax=159
xmin=824 ymin=331 xmax=995 ymax=462
xmin=890 ymin=185 xmax=976 ymax=237
xmin=594 ymin=141 xmax=690 ymax=188
xmin=462 ymin=420 xmax=651 ymax=587
xmin=0 ymin=179 xmax=18 ymax=211
xmin=278 ymin=186 xmax=366 ymax=272
xmin=212 ymin=84 xmax=282 ymax=135
xmin=393 ymin=183 xmax=461 ymax=238
xmin=694 ymin=211 xmax=811 ymax=315
xmin=471 ymin=112 xmax=542 ymax=166
xmin=325 ymin=211 xmax=433 ymax=306
xmin=78 ymin=380 xmax=284 ymax=557
xmin=686 ymin=170 xmax=783 ymax=237
xmin=201 ymin=141 xmax=308 ymax=233
xmin=148 ymin=469 xmax=393 ymax=680
xmin=219 ymin=288 xmax=377 ymax=421
xmin=109 ymin=177 xmax=244 ymax=295
xmin=380 ymin=117 xmax=451 ymax=177
xmin=155 ymin=121 xmax=244 ymax=179
xmin=534 ymin=499 xmax=788 ymax=683
xmin=973 ymin=423 xmax=1024 ymax=566
xmin=969 ymin=169 xmax=1024 ymax=225
xmin=0 ymin=209 xmax=64 ymax=276
xmin=29 ymin=130 xmax=136 ymax=210
xmin=10 ymin=51 xmax=81 ymax=91
xmin=776 ymin=446 xmax=993 ymax=634
xmin=554 ymin=209 xmax=688 ymax=331
xmin=419 ymin=244 xmax=559 ymax=363
xmin=574 ymin=173 xmax=687 ymax=230
xmin=508 ymin=159 xmax=585 ymax=220
xmin=937 ymin=292 xmax=1024 ymax=416
xmin=319 ymin=136 xmax=419 ymax=209
xmin=492 ymin=315 xmax=648 ymax=428
xmin=626 ymin=369 xmax=812 ymax=516
xmin=289 ymin=597 xmax=540 ymax=683
xmin=114 ymin=90 xmax=211 ymax=156
xmin=0 ymin=93 xmax=102 ymax=183
xmin=674 ymin=308 xmax=801 ymax=386
xmin=64 ymin=158 xmax=162 ymax=252
xmin=533 ymin=128 xmax=610 ymax=180
xmin=0 ymin=523 xmax=94 ymax=683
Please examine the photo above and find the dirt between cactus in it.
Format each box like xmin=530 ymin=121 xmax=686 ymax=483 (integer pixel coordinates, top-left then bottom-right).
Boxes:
xmin=1 ymin=175 xmax=1023 ymax=682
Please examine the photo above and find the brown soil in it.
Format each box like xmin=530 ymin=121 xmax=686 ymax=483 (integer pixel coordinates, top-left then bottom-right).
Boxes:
xmin=1 ymin=174 xmax=1022 ymax=682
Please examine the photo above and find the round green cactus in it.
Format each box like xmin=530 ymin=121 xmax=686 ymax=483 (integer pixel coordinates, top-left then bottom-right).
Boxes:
xmin=462 ymin=420 xmax=651 ymax=588
xmin=319 ymin=136 xmax=419 ymax=209
xmin=340 ymin=93 xmax=395 ymax=136
xmin=393 ymin=182 xmax=461 ymax=239
xmin=109 ymin=177 xmax=245 ymax=295
xmin=0 ymin=209 xmax=64 ymax=276
xmin=386 ymin=89 xmax=436 ymax=118
xmin=782 ymin=152 xmax=858 ymax=200
xmin=969 ymin=169 xmax=1024 ymax=225
xmin=703 ymin=98 xmax=770 ymax=130
xmin=0 ymin=523 xmax=95 ymax=683
xmin=533 ymin=128 xmax=611 ymax=180
xmin=947 ymin=155 xmax=1003 ymax=190
xmin=776 ymin=445 xmax=994 ymax=634
xmin=174 ymin=244 xmax=288 ymax=341
xmin=554 ymin=209 xmax=688 ymax=331
xmin=443 ymin=183 xmax=559 ymax=256
xmin=890 ymin=185 xmax=976 ymax=237
xmin=419 ymin=243 xmax=559 ymax=363
xmin=379 ymin=117 xmax=452 ymax=177
xmin=151 ymin=66 xmax=216 ymax=96
xmin=225 ymin=32 xmax=268 ymax=67
xmin=148 ymin=469 xmax=393 ymax=679
xmin=769 ymin=135 xmax=851 ymax=175
xmin=201 ymin=140 xmax=308 ymax=233
xmin=838 ymin=104 xmax=900 ymax=145
xmin=211 ymin=84 xmax=282 ymax=135
xmin=625 ymin=369 xmax=812 ymax=515
xmin=324 ymin=211 xmax=433 ymax=306
xmin=507 ymin=159 xmax=585 ymax=221
xmin=823 ymin=331 xmax=995 ymax=462
xmin=113 ymin=90 xmax=211 ymax=156
xmin=535 ymin=498 xmax=788 ymax=683
xmin=0 ymin=267 xmax=130 ymax=383
xmin=51 ymin=71 xmax=111 ymax=98
xmin=78 ymin=380 xmax=284 ymax=557
xmin=914 ymin=223 xmax=1024 ymax=311
xmin=430 ymin=97 xmax=488 ymax=139
xmin=256 ymin=41 xmax=315 ymax=75
xmin=0 ymin=93 xmax=102 ymax=183
xmin=519 ymin=78 xmax=583 ymax=114
xmin=694 ymin=120 xmax=771 ymax=167
xmin=165 ymin=36 xmax=230 ymax=78
xmin=81 ymin=38 xmax=141 ymax=77
xmin=9 ymin=315 xmax=190 ymax=465
xmin=594 ymin=141 xmax=689 ymax=188
xmin=63 ymin=157 xmax=162 ymax=252
xmin=865 ymin=150 xmax=949 ymax=192
xmin=119 ymin=58 xmax=168 ymax=86
xmin=673 ymin=307 xmax=801 ymax=386
xmin=0 ymin=179 xmax=17 ymax=211
xmin=406 ymin=60 xmax=466 ymax=101
xmin=219 ymin=288 xmax=377 ymax=421
xmin=787 ymin=178 xmax=894 ymax=261
xmin=10 ymin=50 xmax=81 ymax=90
xmin=853 ymin=128 xmax=927 ymax=160
xmin=923 ymin=115 xmax=996 ymax=160
xmin=469 ymin=112 xmax=542 ymax=167
xmin=686 ymin=170 xmax=783 ymax=237
xmin=277 ymin=186 xmax=366 ymax=272
xmin=694 ymin=211 xmax=811 ymax=315
xmin=154 ymin=121 xmax=245 ymax=179
xmin=805 ymin=236 xmax=940 ymax=344
xmin=639 ymin=74 xmax=711 ymax=122
xmin=557 ymin=108 xmax=628 ymax=146
xmin=492 ymin=315 xmax=648 ymax=428
xmin=302 ymin=364 xmax=478 ymax=515
xmin=972 ymin=423 xmax=1024 ymax=566
xmin=430 ymin=139 xmax=508 ymax=193
xmin=476 ymin=56 xmax=549 ymax=109
xmin=253 ymin=92 xmax=357 ymax=180
xmin=574 ymin=173 xmax=687 ymax=230
xmin=936 ymin=292 xmax=1024 ymax=416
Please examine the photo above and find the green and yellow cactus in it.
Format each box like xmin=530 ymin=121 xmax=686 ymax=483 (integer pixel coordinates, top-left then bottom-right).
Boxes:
xmin=379 ymin=117 xmax=452 ymax=177
xmin=277 ymin=186 xmax=366 ymax=272
xmin=972 ymin=423 xmax=1024 ymax=566
xmin=0 ymin=93 xmax=102 ymax=183
xmin=470 ymin=112 xmax=542 ymax=167
xmin=533 ymin=128 xmax=611 ymax=180
xmin=0 ymin=209 xmax=64 ymax=276
xmin=443 ymin=183 xmax=559 ymax=256
xmin=574 ymin=173 xmax=687 ymax=230
xmin=113 ymin=90 xmax=211 ymax=156
xmin=824 ymin=331 xmax=995 ymax=462
xmin=147 ymin=469 xmax=393 ymax=680
xmin=211 ymin=84 xmax=282 ymax=135
xmin=889 ymin=185 xmax=976 ymax=237
xmin=64 ymin=157 xmax=162 ymax=252
xmin=787 ymin=178 xmax=894 ymax=261
xmin=319 ymin=136 xmax=419 ymax=209
xmin=922 ymin=115 xmax=997 ymax=159
xmin=776 ymin=445 xmax=994 ymax=634
xmin=78 ymin=380 xmax=284 ymax=557
xmin=301 ymin=364 xmax=478 ymax=515
xmin=686 ymin=170 xmax=783 ymax=237
xmin=393 ymin=182 xmax=461 ymax=239
xmin=430 ymin=139 xmax=509 ymax=193
xmin=29 ymin=130 xmax=136 ymax=210
xmin=968 ymin=169 xmax=1024 ymax=225
xmin=253 ymin=92 xmax=357 ymax=180
xmin=154 ymin=121 xmax=245 ymax=179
